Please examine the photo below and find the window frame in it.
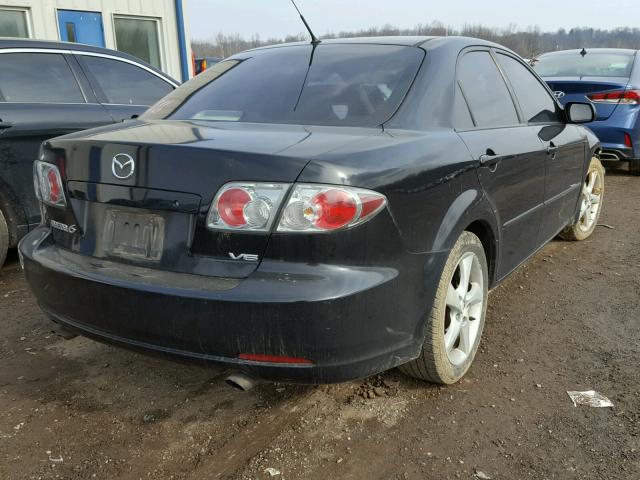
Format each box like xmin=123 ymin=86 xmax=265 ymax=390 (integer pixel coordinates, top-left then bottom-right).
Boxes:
xmin=74 ymin=51 xmax=176 ymax=106
xmin=0 ymin=50 xmax=88 ymax=105
xmin=0 ymin=6 xmax=32 ymax=38
xmin=492 ymin=49 xmax=564 ymax=126
xmin=453 ymin=47 xmax=524 ymax=132
xmin=111 ymin=14 xmax=164 ymax=72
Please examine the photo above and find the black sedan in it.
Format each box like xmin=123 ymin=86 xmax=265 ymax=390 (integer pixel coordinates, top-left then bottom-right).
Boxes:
xmin=20 ymin=36 xmax=604 ymax=386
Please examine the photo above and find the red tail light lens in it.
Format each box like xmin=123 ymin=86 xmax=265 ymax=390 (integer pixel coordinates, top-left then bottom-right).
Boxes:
xmin=207 ymin=182 xmax=289 ymax=232
xmin=217 ymin=187 xmax=251 ymax=227
xmin=587 ymin=89 xmax=640 ymax=104
xmin=34 ymin=161 xmax=66 ymax=208
xmin=277 ymin=184 xmax=387 ymax=232
xmin=312 ymin=189 xmax=358 ymax=229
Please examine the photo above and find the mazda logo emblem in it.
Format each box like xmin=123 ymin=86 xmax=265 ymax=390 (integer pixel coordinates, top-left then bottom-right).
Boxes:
xmin=554 ymin=91 xmax=565 ymax=99
xmin=112 ymin=153 xmax=135 ymax=179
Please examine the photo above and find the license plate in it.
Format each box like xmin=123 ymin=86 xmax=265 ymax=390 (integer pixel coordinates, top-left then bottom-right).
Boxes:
xmin=103 ymin=209 xmax=165 ymax=261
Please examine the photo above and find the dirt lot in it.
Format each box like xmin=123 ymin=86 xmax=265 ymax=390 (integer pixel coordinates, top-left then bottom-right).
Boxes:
xmin=1 ymin=167 xmax=639 ymax=480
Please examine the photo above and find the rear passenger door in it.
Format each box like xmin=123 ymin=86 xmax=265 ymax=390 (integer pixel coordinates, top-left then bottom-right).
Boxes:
xmin=0 ymin=51 xmax=113 ymax=227
xmin=494 ymin=51 xmax=586 ymax=242
xmin=455 ymin=49 xmax=547 ymax=280
xmin=75 ymin=54 xmax=175 ymax=122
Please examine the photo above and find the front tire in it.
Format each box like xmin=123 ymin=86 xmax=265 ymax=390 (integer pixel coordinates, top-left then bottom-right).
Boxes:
xmin=400 ymin=231 xmax=488 ymax=384
xmin=560 ymin=156 xmax=605 ymax=241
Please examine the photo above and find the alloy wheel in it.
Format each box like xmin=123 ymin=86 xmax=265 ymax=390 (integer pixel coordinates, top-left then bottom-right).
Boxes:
xmin=444 ymin=252 xmax=484 ymax=366
xmin=578 ymin=169 xmax=603 ymax=232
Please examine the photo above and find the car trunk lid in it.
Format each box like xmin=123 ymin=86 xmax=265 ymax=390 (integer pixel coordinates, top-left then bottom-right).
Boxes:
xmin=44 ymin=120 xmax=381 ymax=278
xmin=544 ymin=76 xmax=630 ymax=120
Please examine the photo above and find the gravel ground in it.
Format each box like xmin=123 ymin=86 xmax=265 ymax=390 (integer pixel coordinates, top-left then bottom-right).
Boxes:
xmin=0 ymin=167 xmax=638 ymax=480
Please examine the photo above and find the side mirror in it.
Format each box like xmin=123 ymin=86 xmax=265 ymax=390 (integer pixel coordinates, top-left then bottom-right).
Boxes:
xmin=565 ymin=102 xmax=596 ymax=124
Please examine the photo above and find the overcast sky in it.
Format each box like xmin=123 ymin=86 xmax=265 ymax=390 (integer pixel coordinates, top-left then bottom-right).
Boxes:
xmin=187 ymin=0 xmax=640 ymax=41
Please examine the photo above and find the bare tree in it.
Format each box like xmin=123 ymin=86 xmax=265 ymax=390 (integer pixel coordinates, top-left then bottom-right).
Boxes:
xmin=192 ymin=24 xmax=640 ymax=59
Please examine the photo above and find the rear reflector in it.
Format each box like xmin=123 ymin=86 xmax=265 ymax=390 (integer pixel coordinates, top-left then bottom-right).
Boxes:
xmin=587 ymin=89 xmax=640 ymax=104
xmin=238 ymin=353 xmax=314 ymax=365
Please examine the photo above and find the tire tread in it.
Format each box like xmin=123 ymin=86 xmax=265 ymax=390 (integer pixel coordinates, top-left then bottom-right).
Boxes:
xmin=399 ymin=231 xmax=487 ymax=384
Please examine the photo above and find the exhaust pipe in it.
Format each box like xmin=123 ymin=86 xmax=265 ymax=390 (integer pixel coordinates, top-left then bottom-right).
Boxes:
xmin=225 ymin=372 xmax=259 ymax=392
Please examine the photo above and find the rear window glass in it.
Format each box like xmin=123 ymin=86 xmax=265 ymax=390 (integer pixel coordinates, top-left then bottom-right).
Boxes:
xmin=534 ymin=52 xmax=635 ymax=78
xmin=145 ymin=44 xmax=424 ymax=127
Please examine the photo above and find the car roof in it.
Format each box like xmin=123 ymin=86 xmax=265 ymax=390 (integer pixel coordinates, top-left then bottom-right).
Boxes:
xmin=244 ymin=35 xmax=513 ymax=54
xmin=539 ymin=48 xmax=638 ymax=57
xmin=0 ymin=37 xmax=178 ymax=84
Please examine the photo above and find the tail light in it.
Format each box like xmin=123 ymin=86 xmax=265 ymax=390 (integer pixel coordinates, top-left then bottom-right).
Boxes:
xmin=206 ymin=182 xmax=387 ymax=233
xmin=276 ymin=184 xmax=386 ymax=232
xmin=587 ymin=89 xmax=640 ymax=104
xmin=206 ymin=182 xmax=289 ymax=232
xmin=33 ymin=161 xmax=66 ymax=208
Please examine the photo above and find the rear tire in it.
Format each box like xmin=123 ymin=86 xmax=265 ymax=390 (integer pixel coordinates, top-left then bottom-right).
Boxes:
xmin=0 ymin=208 xmax=8 ymax=268
xmin=560 ymin=157 xmax=605 ymax=241
xmin=399 ymin=231 xmax=488 ymax=384
xmin=630 ymin=159 xmax=640 ymax=176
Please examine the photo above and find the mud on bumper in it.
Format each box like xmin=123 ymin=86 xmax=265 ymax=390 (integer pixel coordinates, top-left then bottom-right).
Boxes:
xmin=19 ymin=227 xmax=442 ymax=383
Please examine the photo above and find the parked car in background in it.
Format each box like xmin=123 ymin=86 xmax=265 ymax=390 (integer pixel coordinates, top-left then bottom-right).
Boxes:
xmin=0 ymin=39 xmax=179 ymax=266
xmin=534 ymin=48 xmax=640 ymax=175
xmin=20 ymin=36 xmax=603 ymax=387
xmin=194 ymin=56 xmax=223 ymax=75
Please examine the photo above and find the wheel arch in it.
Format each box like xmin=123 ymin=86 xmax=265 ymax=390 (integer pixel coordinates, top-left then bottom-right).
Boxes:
xmin=464 ymin=219 xmax=498 ymax=287
xmin=431 ymin=186 xmax=500 ymax=285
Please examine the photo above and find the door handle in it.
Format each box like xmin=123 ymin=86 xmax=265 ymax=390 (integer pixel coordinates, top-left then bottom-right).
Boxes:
xmin=479 ymin=153 xmax=500 ymax=172
xmin=547 ymin=142 xmax=558 ymax=158
xmin=479 ymin=154 xmax=500 ymax=165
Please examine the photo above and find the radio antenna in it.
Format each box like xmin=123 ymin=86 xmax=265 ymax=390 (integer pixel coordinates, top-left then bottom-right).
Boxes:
xmin=289 ymin=0 xmax=320 ymax=45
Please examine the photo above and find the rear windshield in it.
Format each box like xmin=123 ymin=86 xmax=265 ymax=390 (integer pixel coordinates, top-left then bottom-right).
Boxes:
xmin=143 ymin=44 xmax=424 ymax=127
xmin=534 ymin=52 xmax=635 ymax=78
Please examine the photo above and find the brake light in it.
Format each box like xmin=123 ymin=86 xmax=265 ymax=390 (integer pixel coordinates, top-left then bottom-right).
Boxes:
xmin=587 ymin=89 xmax=640 ymax=104
xmin=206 ymin=182 xmax=387 ymax=233
xmin=34 ymin=161 xmax=66 ymax=208
xmin=277 ymin=184 xmax=386 ymax=232
xmin=207 ymin=182 xmax=289 ymax=232
xmin=217 ymin=187 xmax=252 ymax=227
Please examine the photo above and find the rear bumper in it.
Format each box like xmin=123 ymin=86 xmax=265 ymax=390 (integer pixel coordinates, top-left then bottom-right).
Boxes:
xmin=587 ymin=107 xmax=640 ymax=160
xmin=20 ymin=227 xmax=443 ymax=383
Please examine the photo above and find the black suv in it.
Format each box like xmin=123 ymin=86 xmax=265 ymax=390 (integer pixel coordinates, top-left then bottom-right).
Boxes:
xmin=0 ymin=39 xmax=178 ymax=266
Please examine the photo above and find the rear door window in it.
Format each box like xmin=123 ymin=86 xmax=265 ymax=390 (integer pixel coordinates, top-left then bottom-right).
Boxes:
xmin=457 ymin=51 xmax=519 ymax=128
xmin=79 ymin=55 xmax=173 ymax=105
xmin=0 ymin=53 xmax=84 ymax=103
xmin=496 ymin=53 xmax=560 ymax=124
